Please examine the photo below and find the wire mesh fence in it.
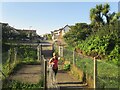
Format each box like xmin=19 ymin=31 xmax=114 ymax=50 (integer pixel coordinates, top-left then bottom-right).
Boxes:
xmin=1 ymin=45 xmax=44 ymax=89
xmin=2 ymin=47 xmax=21 ymax=79
xmin=97 ymin=61 xmax=119 ymax=88
xmin=61 ymin=46 xmax=119 ymax=88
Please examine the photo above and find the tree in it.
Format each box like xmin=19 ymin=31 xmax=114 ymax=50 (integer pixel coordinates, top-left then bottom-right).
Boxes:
xmin=63 ymin=23 xmax=92 ymax=47
xmin=90 ymin=4 xmax=104 ymax=28
xmin=43 ymin=34 xmax=52 ymax=40
xmin=102 ymin=3 xmax=110 ymax=24
xmin=109 ymin=12 xmax=120 ymax=24
xmin=90 ymin=3 xmax=118 ymax=27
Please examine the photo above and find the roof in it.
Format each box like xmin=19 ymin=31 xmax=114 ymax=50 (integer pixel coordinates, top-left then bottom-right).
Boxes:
xmin=51 ymin=24 xmax=70 ymax=33
xmin=16 ymin=29 xmax=36 ymax=32
xmin=54 ymin=30 xmax=60 ymax=32
xmin=63 ymin=25 xmax=70 ymax=28
xmin=0 ymin=22 xmax=8 ymax=26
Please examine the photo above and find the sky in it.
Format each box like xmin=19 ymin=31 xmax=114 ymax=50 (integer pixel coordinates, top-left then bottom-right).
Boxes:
xmin=1 ymin=1 xmax=119 ymax=35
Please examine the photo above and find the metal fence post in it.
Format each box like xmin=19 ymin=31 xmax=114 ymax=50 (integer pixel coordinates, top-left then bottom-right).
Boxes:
xmin=94 ymin=57 xmax=97 ymax=89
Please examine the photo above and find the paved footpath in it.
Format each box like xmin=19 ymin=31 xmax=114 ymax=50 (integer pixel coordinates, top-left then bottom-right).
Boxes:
xmin=47 ymin=67 xmax=87 ymax=90
xmin=9 ymin=64 xmax=42 ymax=84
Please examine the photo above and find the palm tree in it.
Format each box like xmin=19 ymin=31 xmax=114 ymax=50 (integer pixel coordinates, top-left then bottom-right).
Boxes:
xmin=102 ymin=3 xmax=110 ymax=24
xmin=90 ymin=8 xmax=97 ymax=24
xmin=90 ymin=4 xmax=104 ymax=28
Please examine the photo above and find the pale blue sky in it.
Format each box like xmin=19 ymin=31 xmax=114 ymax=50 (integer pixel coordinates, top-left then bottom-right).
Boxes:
xmin=1 ymin=2 xmax=118 ymax=35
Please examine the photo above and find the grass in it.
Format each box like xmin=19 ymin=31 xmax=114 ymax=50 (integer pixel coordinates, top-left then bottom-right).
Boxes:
xmin=63 ymin=47 xmax=119 ymax=88
xmin=97 ymin=60 xmax=119 ymax=88
xmin=2 ymin=79 xmax=43 ymax=89
xmin=76 ymin=58 xmax=94 ymax=77
xmin=75 ymin=58 xmax=119 ymax=88
xmin=2 ymin=58 xmax=43 ymax=89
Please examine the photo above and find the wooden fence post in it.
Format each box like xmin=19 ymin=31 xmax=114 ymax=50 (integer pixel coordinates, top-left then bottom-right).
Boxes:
xmin=44 ymin=59 xmax=47 ymax=90
xmin=8 ymin=49 xmax=12 ymax=71
xmin=8 ymin=50 xmax=10 ymax=71
xmin=40 ymin=44 xmax=42 ymax=61
xmin=62 ymin=46 xmax=64 ymax=57
xmin=52 ymin=44 xmax=54 ymax=53
xmin=94 ymin=57 xmax=97 ymax=89
xmin=14 ymin=48 xmax=17 ymax=64
xmin=37 ymin=44 xmax=42 ymax=62
xmin=37 ymin=45 xmax=40 ymax=61
xmin=59 ymin=45 xmax=62 ymax=57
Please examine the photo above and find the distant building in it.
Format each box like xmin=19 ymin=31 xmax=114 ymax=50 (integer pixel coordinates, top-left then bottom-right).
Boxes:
xmin=1 ymin=22 xmax=41 ymax=42
xmin=61 ymin=25 xmax=71 ymax=36
xmin=16 ymin=29 xmax=42 ymax=42
xmin=16 ymin=29 xmax=37 ymax=38
xmin=1 ymin=22 xmax=20 ymax=35
xmin=0 ymin=22 xmax=8 ymax=27
xmin=51 ymin=25 xmax=71 ymax=41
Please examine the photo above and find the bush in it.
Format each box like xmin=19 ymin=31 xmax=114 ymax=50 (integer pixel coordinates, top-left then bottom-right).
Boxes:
xmin=63 ymin=61 xmax=71 ymax=71
xmin=3 ymin=80 xmax=43 ymax=89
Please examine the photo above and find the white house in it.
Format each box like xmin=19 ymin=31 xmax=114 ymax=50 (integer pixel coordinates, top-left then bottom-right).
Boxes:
xmin=61 ymin=25 xmax=71 ymax=36
xmin=51 ymin=25 xmax=71 ymax=41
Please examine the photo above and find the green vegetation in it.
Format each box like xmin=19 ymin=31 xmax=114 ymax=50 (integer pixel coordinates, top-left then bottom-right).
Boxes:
xmin=97 ymin=61 xmax=118 ymax=88
xmin=90 ymin=3 xmax=119 ymax=26
xmin=2 ymin=48 xmax=20 ymax=79
xmin=63 ymin=63 xmax=70 ymax=71
xmin=2 ymin=45 xmax=38 ymax=79
xmin=17 ymin=45 xmax=37 ymax=60
xmin=43 ymin=33 xmax=52 ymax=40
xmin=3 ymin=79 xmax=43 ymax=89
xmin=2 ymin=23 xmax=42 ymax=89
xmin=64 ymin=3 xmax=120 ymax=66
xmin=64 ymin=23 xmax=92 ymax=47
xmin=76 ymin=58 xmax=118 ymax=88
xmin=2 ymin=44 xmax=41 ymax=89
xmin=2 ymin=53 xmax=42 ymax=89
xmin=63 ymin=47 xmax=119 ymax=88
xmin=63 ymin=4 xmax=119 ymax=88
xmin=77 ymin=21 xmax=119 ymax=65
xmin=2 ymin=23 xmax=41 ymax=43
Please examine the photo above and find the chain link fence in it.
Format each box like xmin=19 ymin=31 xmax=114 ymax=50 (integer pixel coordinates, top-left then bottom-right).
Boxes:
xmin=58 ymin=45 xmax=119 ymax=88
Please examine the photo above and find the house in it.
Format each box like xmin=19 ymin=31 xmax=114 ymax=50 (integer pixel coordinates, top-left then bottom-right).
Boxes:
xmin=16 ymin=29 xmax=41 ymax=42
xmin=1 ymin=22 xmax=19 ymax=34
xmin=51 ymin=25 xmax=71 ymax=41
xmin=61 ymin=25 xmax=71 ymax=36
xmin=1 ymin=22 xmax=41 ymax=42
xmin=51 ymin=29 xmax=61 ymax=41
xmin=0 ymin=22 xmax=8 ymax=28
xmin=16 ymin=29 xmax=37 ymax=38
